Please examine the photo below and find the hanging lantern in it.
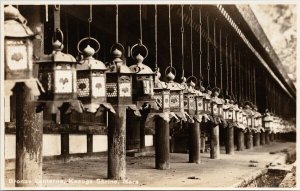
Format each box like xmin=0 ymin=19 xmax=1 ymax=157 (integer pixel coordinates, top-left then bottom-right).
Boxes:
xmin=106 ymin=43 xmax=133 ymax=105
xmin=183 ymin=77 xmax=197 ymax=116
xmin=244 ymin=104 xmax=254 ymax=128
xmin=195 ymin=86 xmax=205 ymax=115
xmin=37 ymin=29 xmax=77 ymax=101
xmin=153 ymin=69 xmax=170 ymax=112
xmin=263 ymin=109 xmax=272 ymax=131
xmin=4 ymin=5 xmax=35 ymax=80
xmin=130 ymin=42 xmax=156 ymax=107
xmin=76 ymin=37 xmax=115 ymax=113
xmin=165 ymin=67 xmax=185 ymax=119
xmin=224 ymin=99 xmax=234 ymax=121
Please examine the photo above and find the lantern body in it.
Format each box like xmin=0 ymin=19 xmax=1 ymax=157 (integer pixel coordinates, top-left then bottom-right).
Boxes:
xmin=227 ymin=108 xmax=234 ymax=122
xmin=211 ymin=101 xmax=218 ymax=116
xmin=129 ymin=58 xmax=155 ymax=103
xmin=184 ymin=89 xmax=196 ymax=116
xmin=218 ymin=103 xmax=224 ymax=117
xmin=4 ymin=6 xmax=34 ymax=80
xmin=77 ymin=51 xmax=107 ymax=104
xmin=243 ymin=113 xmax=247 ymax=126
xmin=38 ymin=42 xmax=77 ymax=101
xmin=106 ymin=48 xmax=133 ymax=105
xmin=153 ymin=83 xmax=170 ymax=112
xmin=167 ymin=82 xmax=184 ymax=113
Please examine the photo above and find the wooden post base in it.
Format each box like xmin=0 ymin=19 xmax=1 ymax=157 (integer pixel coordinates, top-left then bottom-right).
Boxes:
xmin=107 ymin=106 xmax=126 ymax=180
xmin=15 ymin=83 xmax=43 ymax=187
xmin=265 ymin=131 xmax=270 ymax=144
xmin=246 ymin=131 xmax=253 ymax=149
xmin=155 ymin=117 xmax=170 ymax=170
xmin=226 ymin=127 xmax=234 ymax=155
xmin=253 ymin=133 xmax=260 ymax=147
xmin=189 ymin=122 xmax=200 ymax=164
xmin=210 ymin=124 xmax=220 ymax=159
xmin=260 ymin=132 xmax=266 ymax=145
xmin=237 ymin=129 xmax=245 ymax=151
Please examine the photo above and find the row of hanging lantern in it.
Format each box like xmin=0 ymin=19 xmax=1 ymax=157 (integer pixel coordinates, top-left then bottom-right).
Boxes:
xmin=4 ymin=4 xmax=295 ymax=133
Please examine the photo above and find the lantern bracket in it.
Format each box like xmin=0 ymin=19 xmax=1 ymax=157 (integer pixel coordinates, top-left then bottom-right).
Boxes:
xmin=77 ymin=37 xmax=100 ymax=54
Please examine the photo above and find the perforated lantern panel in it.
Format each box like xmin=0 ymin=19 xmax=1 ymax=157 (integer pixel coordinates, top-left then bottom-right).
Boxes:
xmin=247 ymin=118 xmax=252 ymax=126
xmin=154 ymin=94 xmax=163 ymax=107
xmin=54 ymin=70 xmax=73 ymax=93
xmin=197 ymin=98 xmax=204 ymax=111
xmin=91 ymin=76 xmax=105 ymax=98
xmin=106 ymin=83 xmax=117 ymax=97
xmin=189 ymin=97 xmax=196 ymax=110
xmin=6 ymin=39 xmax=28 ymax=70
xmin=77 ymin=78 xmax=90 ymax=97
xmin=212 ymin=104 xmax=218 ymax=115
xmin=119 ymin=83 xmax=131 ymax=97
xmin=170 ymin=94 xmax=180 ymax=108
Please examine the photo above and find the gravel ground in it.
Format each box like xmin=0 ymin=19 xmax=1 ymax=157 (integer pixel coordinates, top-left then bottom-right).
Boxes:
xmin=4 ymin=142 xmax=295 ymax=188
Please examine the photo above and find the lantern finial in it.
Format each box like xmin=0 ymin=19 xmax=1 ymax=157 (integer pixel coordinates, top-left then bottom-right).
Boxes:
xmin=83 ymin=45 xmax=95 ymax=57
xmin=52 ymin=40 xmax=63 ymax=51
xmin=166 ymin=71 xmax=175 ymax=82
xmin=113 ymin=48 xmax=122 ymax=58
xmin=135 ymin=53 xmax=144 ymax=63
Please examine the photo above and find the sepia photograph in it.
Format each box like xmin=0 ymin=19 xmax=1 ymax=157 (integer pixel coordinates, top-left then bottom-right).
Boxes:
xmin=0 ymin=1 xmax=297 ymax=190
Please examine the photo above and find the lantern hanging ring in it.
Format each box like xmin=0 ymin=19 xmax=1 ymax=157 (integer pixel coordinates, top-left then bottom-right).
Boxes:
xmin=77 ymin=37 xmax=100 ymax=54
xmin=130 ymin=40 xmax=149 ymax=59
xmin=187 ymin=75 xmax=197 ymax=84
xmin=52 ymin=28 xmax=64 ymax=47
xmin=110 ymin=42 xmax=125 ymax=55
xmin=165 ymin=66 xmax=176 ymax=77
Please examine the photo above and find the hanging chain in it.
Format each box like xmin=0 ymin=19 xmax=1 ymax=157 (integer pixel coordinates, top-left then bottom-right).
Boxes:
xmin=169 ymin=4 xmax=173 ymax=67
xmin=199 ymin=7 xmax=203 ymax=83
xmin=238 ymin=49 xmax=241 ymax=102
xmin=230 ymin=41 xmax=233 ymax=97
xmin=253 ymin=66 xmax=256 ymax=105
xmin=155 ymin=5 xmax=158 ymax=70
xmin=226 ymin=35 xmax=228 ymax=95
xmin=181 ymin=5 xmax=185 ymax=77
xmin=116 ymin=5 xmax=119 ymax=43
xmin=234 ymin=44 xmax=237 ymax=100
xmin=139 ymin=5 xmax=143 ymax=44
xmin=88 ymin=5 xmax=92 ymax=39
xmin=207 ymin=15 xmax=210 ymax=88
xmin=190 ymin=5 xmax=194 ymax=76
xmin=213 ymin=19 xmax=217 ymax=87
xmin=219 ymin=28 xmax=222 ymax=91
xmin=45 ymin=5 xmax=49 ymax=22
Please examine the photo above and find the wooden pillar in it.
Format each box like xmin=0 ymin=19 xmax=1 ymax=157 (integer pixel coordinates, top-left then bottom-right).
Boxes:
xmin=253 ymin=133 xmax=260 ymax=147
xmin=237 ymin=129 xmax=244 ymax=151
xmin=15 ymin=83 xmax=43 ymax=187
xmin=245 ymin=131 xmax=253 ymax=149
xmin=140 ymin=111 xmax=149 ymax=152
xmin=189 ymin=122 xmax=201 ymax=163
xmin=107 ymin=106 xmax=126 ymax=180
xmin=270 ymin=133 xmax=274 ymax=142
xmin=226 ymin=127 xmax=234 ymax=155
xmin=126 ymin=110 xmax=140 ymax=151
xmin=200 ymin=132 xmax=206 ymax=153
xmin=61 ymin=133 xmax=69 ymax=161
xmin=210 ymin=124 xmax=220 ymax=159
xmin=260 ymin=131 xmax=265 ymax=145
xmin=87 ymin=134 xmax=93 ymax=153
xmin=265 ymin=131 xmax=270 ymax=144
xmin=155 ymin=117 xmax=170 ymax=169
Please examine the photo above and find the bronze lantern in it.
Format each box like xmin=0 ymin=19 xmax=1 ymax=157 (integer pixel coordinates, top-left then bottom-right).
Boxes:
xmin=153 ymin=69 xmax=171 ymax=112
xmin=203 ymin=89 xmax=212 ymax=115
xmin=76 ymin=37 xmax=114 ymax=113
xmin=129 ymin=42 xmax=156 ymax=109
xmin=165 ymin=67 xmax=186 ymax=120
xmin=37 ymin=30 xmax=77 ymax=102
xmin=106 ymin=43 xmax=134 ymax=106
xmin=182 ymin=77 xmax=197 ymax=121
xmin=4 ymin=5 xmax=35 ymax=80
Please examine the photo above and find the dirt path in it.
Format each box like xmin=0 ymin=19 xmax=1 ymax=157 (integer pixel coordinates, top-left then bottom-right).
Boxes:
xmin=5 ymin=142 xmax=295 ymax=188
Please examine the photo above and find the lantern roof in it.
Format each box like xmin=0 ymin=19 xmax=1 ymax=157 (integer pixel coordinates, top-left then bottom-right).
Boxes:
xmin=77 ymin=45 xmax=107 ymax=70
xmin=129 ymin=54 xmax=155 ymax=74
xmin=4 ymin=5 xmax=34 ymax=38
